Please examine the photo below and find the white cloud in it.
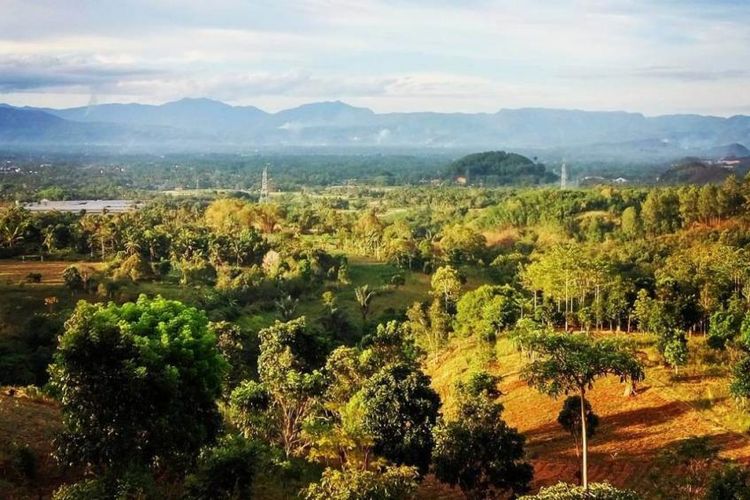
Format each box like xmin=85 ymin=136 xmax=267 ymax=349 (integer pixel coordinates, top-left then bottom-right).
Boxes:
xmin=0 ymin=0 xmax=749 ymax=114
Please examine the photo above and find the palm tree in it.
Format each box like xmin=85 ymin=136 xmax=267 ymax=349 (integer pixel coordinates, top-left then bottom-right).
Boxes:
xmin=354 ymin=284 xmax=375 ymax=323
xmin=275 ymin=295 xmax=299 ymax=321
xmin=42 ymin=227 xmax=56 ymax=254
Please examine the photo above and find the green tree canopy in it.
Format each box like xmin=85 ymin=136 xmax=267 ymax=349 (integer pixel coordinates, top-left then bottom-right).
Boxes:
xmin=51 ymin=295 xmax=226 ymax=471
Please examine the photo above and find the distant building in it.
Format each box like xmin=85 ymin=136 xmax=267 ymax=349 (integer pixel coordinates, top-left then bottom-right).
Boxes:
xmin=23 ymin=199 xmax=140 ymax=214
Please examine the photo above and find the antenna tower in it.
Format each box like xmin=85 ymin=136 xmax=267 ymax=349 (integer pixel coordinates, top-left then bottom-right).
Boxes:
xmin=260 ymin=165 xmax=270 ymax=202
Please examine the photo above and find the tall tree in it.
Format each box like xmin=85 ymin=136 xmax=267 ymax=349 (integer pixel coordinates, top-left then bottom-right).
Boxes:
xmin=515 ymin=331 xmax=644 ymax=489
xmin=431 ymin=265 xmax=462 ymax=310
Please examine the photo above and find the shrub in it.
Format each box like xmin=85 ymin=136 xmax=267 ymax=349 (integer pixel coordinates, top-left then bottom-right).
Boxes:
xmin=61 ymin=266 xmax=83 ymax=291
xmin=302 ymin=465 xmax=419 ymax=500
xmin=112 ymin=254 xmax=153 ymax=282
xmin=520 ymin=482 xmax=641 ymax=499
xmin=705 ymin=464 xmax=750 ymax=500
xmin=184 ymin=435 xmax=261 ymax=500
xmin=25 ymin=272 xmax=42 ymax=283
xmin=557 ymin=396 xmax=599 ymax=457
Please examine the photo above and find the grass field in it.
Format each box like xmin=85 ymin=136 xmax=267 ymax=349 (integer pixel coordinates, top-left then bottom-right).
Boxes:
xmin=0 ymin=260 xmax=101 ymax=286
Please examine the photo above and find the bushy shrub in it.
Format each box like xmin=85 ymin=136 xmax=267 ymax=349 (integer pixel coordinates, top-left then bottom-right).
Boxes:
xmin=302 ymin=465 xmax=418 ymax=500
xmin=52 ymin=468 xmax=157 ymax=500
xmin=184 ymin=435 xmax=261 ymax=500
xmin=705 ymin=464 xmax=750 ymax=500
xmin=520 ymin=482 xmax=640 ymax=499
xmin=25 ymin=272 xmax=42 ymax=283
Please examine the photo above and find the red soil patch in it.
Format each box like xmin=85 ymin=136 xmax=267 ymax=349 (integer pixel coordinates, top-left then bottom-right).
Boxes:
xmin=501 ymin=367 xmax=750 ymax=491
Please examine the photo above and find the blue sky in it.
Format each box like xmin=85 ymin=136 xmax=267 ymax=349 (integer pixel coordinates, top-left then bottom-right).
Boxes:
xmin=1 ymin=0 xmax=749 ymax=115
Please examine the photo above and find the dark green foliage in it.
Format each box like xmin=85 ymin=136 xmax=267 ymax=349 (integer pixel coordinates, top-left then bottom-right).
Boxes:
xmin=648 ymin=436 xmax=720 ymax=499
xmin=52 ymin=467 xmax=158 ymax=500
xmin=8 ymin=444 xmax=38 ymax=484
xmin=184 ymin=435 xmax=261 ymax=500
xmin=450 ymin=151 xmax=555 ymax=186
xmin=229 ymin=380 xmax=274 ymax=442
xmin=705 ymin=465 xmax=750 ymax=500
xmin=25 ymin=272 xmax=42 ymax=283
xmin=557 ymin=396 xmax=599 ymax=457
xmin=730 ymin=356 xmax=750 ymax=403
xmin=432 ymin=372 xmax=532 ymax=499
xmin=360 ymin=362 xmax=441 ymax=473
xmin=212 ymin=321 xmax=254 ymax=394
xmin=51 ymin=295 xmax=226 ymax=471
xmin=708 ymin=308 xmax=743 ymax=350
xmin=243 ymin=318 xmax=326 ymax=458
xmin=62 ymin=265 xmax=83 ymax=291
xmin=663 ymin=329 xmax=689 ymax=373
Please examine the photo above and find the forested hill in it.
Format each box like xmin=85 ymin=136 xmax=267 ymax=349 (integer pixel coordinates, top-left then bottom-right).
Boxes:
xmin=659 ymin=157 xmax=750 ymax=184
xmin=450 ymin=151 xmax=557 ymax=185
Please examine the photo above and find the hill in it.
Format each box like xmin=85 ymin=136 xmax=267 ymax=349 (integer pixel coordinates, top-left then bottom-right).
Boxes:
xmin=450 ymin=151 xmax=557 ymax=185
xmin=659 ymin=158 xmax=750 ymax=184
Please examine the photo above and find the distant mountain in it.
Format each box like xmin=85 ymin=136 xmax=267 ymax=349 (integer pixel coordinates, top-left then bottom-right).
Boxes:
xmin=45 ymin=98 xmax=268 ymax=136
xmin=4 ymin=98 xmax=750 ymax=160
xmin=706 ymin=143 xmax=750 ymax=159
xmin=0 ymin=105 xmax=103 ymax=143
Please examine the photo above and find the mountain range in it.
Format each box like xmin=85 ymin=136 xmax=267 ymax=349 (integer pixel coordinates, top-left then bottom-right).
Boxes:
xmin=1 ymin=98 xmax=750 ymax=162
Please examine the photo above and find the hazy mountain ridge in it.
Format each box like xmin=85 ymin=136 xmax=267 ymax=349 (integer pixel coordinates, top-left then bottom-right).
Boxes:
xmin=1 ymin=99 xmax=750 ymax=161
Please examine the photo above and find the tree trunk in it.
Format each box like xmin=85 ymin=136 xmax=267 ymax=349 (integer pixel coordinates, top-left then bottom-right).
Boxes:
xmin=580 ymin=388 xmax=588 ymax=490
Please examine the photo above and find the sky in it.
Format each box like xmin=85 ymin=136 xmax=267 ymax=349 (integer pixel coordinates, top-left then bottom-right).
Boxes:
xmin=1 ymin=0 xmax=750 ymax=115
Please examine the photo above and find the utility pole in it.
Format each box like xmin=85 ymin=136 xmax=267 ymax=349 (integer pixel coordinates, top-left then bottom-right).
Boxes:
xmin=560 ymin=160 xmax=568 ymax=190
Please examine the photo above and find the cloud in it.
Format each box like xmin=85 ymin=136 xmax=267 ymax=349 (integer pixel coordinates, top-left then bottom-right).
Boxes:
xmin=1 ymin=0 xmax=750 ymax=114
xmin=0 ymin=54 xmax=164 ymax=92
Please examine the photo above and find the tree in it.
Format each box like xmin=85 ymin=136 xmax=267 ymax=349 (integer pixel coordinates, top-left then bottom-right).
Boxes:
xmin=516 ymin=331 xmax=644 ymax=489
xmin=211 ymin=321 xmax=253 ymax=394
xmin=360 ymin=362 xmax=441 ymax=473
xmin=439 ymin=225 xmax=487 ymax=264
xmin=432 ymin=372 xmax=532 ymax=499
xmin=62 ymin=266 xmax=84 ymax=292
xmin=232 ymin=318 xmax=325 ymax=458
xmin=354 ymin=285 xmax=375 ymax=323
xmin=50 ymin=296 xmax=226 ymax=472
xmin=520 ymin=482 xmax=640 ymax=499
xmin=557 ymin=396 xmax=599 ymax=458
xmin=455 ymin=285 xmax=521 ymax=344
xmin=302 ymin=465 xmax=419 ymax=500
xmin=431 ymin=265 xmax=462 ymax=310
xmin=204 ymin=198 xmax=253 ymax=233
xmin=620 ymin=206 xmax=641 ymax=238
xmin=663 ymin=330 xmax=689 ymax=374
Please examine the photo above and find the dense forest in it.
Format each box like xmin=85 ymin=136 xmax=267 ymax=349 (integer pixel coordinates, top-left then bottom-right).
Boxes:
xmin=3 ymin=158 xmax=750 ymax=498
